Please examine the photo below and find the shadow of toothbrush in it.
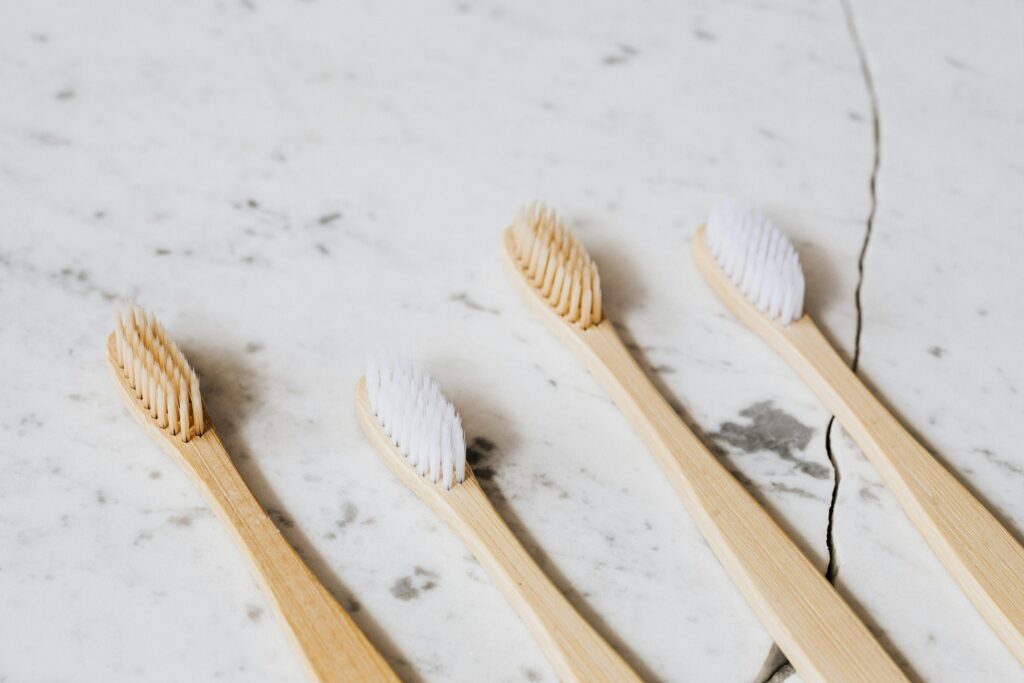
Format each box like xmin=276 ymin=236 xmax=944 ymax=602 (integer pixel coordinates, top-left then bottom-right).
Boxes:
xmin=419 ymin=369 xmax=661 ymax=682
xmin=187 ymin=345 xmax=424 ymax=683
xmin=603 ymin=311 xmax=925 ymax=683
xmin=841 ymin=356 xmax=1024 ymax=548
xmin=584 ymin=235 xmax=926 ymax=683
xmin=478 ymin=476 xmax=664 ymax=683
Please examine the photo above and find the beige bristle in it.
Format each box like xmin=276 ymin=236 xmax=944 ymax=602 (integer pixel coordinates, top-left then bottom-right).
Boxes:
xmin=156 ymin=385 xmax=167 ymax=427
xmin=139 ymin=363 xmax=150 ymax=405
xmin=167 ymin=389 xmax=179 ymax=435
xmin=120 ymin=343 xmax=129 ymax=379
xmin=190 ymin=370 xmax=204 ymax=434
xmin=132 ymin=357 xmax=142 ymax=396
xmin=148 ymin=375 xmax=158 ymax=418
xmin=153 ymin=320 xmax=167 ymax=348
xmin=114 ymin=313 xmax=126 ymax=365
xmin=113 ymin=306 xmax=204 ymax=442
xmin=509 ymin=204 xmax=603 ymax=330
xmin=179 ymin=382 xmax=190 ymax=440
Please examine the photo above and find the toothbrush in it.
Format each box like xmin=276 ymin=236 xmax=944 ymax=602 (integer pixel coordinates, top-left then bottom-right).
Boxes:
xmin=354 ymin=356 xmax=643 ymax=683
xmin=501 ymin=204 xmax=908 ymax=683
xmin=692 ymin=201 xmax=1024 ymax=662
xmin=107 ymin=307 xmax=399 ymax=683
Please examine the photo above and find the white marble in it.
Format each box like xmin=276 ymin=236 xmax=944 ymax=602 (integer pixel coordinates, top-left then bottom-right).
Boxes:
xmin=821 ymin=1 xmax=1024 ymax=682
xmin=0 ymin=0 xmax=1020 ymax=681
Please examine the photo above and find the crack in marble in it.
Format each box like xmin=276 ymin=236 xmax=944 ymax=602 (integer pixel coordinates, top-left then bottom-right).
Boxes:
xmin=841 ymin=0 xmax=881 ymax=375
xmin=823 ymin=416 xmax=841 ymax=583
xmin=831 ymin=0 xmax=882 ymax=582
xmin=755 ymin=645 xmax=790 ymax=683
xmin=756 ymin=1 xmax=882 ymax=680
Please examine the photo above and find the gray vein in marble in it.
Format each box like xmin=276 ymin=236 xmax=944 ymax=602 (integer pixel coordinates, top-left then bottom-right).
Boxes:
xmin=449 ymin=291 xmax=501 ymax=315
xmin=336 ymin=502 xmax=359 ymax=528
xmin=711 ymin=401 xmax=816 ymax=472
xmin=390 ymin=567 xmax=440 ymax=601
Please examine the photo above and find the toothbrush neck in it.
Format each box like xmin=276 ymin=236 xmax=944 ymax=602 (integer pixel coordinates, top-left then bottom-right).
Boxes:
xmin=577 ymin=320 xmax=710 ymax=467
xmin=778 ymin=317 xmax=919 ymax=461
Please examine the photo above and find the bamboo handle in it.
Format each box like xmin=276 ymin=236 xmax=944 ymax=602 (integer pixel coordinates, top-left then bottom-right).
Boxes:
xmin=106 ymin=334 xmax=399 ymax=683
xmin=440 ymin=477 xmax=643 ymax=683
xmin=354 ymin=381 xmax=641 ymax=682
xmin=185 ymin=429 xmax=400 ymax=683
xmin=576 ymin=321 xmax=907 ymax=683
xmin=781 ymin=319 xmax=1024 ymax=661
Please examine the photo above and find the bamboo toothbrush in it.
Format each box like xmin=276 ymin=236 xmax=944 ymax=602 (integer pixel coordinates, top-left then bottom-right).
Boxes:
xmin=693 ymin=200 xmax=1024 ymax=663
xmin=354 ymin=355 xmax=643 ymax=683
xmin=107 ymin=306 xmax=399 ymax=683
xmin=501 ymin=204 xmax=909 ymax=683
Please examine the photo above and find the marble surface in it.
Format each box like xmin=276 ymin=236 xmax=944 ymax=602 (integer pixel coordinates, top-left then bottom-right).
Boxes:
xmin=1 ymin=0 xmax=1021 ymax=681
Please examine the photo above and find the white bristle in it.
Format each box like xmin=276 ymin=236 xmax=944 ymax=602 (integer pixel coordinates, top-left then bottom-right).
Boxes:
xmin=113 ymin=305 xmax=205 ymax=442
xmin=366 ymin=355 xmax=467 ymax=490
xmin=705 ymin=200 xmax=806 ymax=325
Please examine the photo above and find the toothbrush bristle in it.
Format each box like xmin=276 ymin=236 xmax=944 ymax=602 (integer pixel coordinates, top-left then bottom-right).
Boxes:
xmin=112 ymin=305 xmax=204 ymax=441
xmin=705 ymin=200 xmax=805 ymax=325
xmin=509 ymin=203 xmax=603 ymax=329
xmin=365 ymin=355 xmax=467 ymax=490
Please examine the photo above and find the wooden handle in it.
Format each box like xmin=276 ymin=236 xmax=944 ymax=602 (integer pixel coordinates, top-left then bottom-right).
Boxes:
xmin=354 ymin=382 xmax=641 ymax=683
xmin=442 ymin=477 xmax=643 ymax=683
xmin=175 ymin=429 xmax=400 ymax=683
xmin=107 ymin=336 xmax=399 ymax=683
xmin=502 ymin=230 xmax=905 ymax=682
xmin=692 ymin=225 xmax=1024 ymax=662
xmin=779 ymin=318 xmax=1024 ymax=661
xmin=576 ymin=321 xmax=907 ymax=683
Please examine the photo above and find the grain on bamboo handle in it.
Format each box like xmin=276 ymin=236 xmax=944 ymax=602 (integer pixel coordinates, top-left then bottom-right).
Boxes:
xmin=444 ymin=477 xmax=644 ymax=683
xmin=782 ymin=320 xmax=1024 ymax=663
xmin=573 ymin=321 xmax=908 ymax=683
xmin=187 ymin=431 xmax=401 ymax=683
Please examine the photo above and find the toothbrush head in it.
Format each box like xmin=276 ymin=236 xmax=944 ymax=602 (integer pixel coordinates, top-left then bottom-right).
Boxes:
xmin=108 ymin=305 xmax=205 ymax=441
xmin=504 ymin=203 xmax=603 ymax=330
xmin=362 ymin=355 xmax=467 ymax=490
xmin=703 ymin=200 xmax=805 ymax=325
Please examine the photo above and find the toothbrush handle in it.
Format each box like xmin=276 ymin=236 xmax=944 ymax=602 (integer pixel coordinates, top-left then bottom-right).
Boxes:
xmin=444 ymin=477 xmax=643 ymax=683
xmin=579 ymin=320 xmax=907 ymax=683
xmin=181 ymin=429 xmax=400 ymax=683
xmin=783 ymin=318 xmax=1024 ymax=662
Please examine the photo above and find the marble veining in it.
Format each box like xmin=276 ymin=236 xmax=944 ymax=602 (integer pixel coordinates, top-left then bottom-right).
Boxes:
xmin=1 ymin=0 xmax=1022 ymax=681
